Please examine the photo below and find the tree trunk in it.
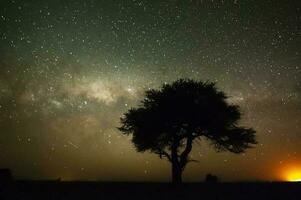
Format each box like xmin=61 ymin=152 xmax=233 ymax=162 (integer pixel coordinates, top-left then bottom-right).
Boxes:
xmin=171 ymin=138 xmax=182 ymax=183
xmin=171 ymin=136 xmax=193 ymax=183
xmin=172 ymin=161 xmax=182 ymax=183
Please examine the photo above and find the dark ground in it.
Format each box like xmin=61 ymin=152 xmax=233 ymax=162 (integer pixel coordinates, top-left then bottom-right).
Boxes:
xmin=1 ymin=181 xmax=301 ymax=200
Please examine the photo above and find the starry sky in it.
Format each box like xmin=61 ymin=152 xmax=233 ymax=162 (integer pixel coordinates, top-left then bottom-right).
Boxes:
xmin=0 ymin=0 xmax=300 ymax=182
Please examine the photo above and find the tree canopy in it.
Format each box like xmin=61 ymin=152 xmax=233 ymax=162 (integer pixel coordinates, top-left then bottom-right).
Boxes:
xmin=118 ymin=79 xmax=257 ymax=183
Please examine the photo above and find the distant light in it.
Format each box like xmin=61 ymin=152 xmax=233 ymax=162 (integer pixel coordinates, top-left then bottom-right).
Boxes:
xmin=286 ymin=168 xmax=301 ymax=182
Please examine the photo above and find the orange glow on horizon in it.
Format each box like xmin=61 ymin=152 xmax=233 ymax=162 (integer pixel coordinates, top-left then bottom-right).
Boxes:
xmin=281 ymin=165 xmax=301 ymax=182
xmin=286 ymin=169 xmax=301 ymax=182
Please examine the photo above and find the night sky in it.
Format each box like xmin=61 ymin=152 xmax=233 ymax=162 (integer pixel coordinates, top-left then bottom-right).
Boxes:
xmin=0 ymin=0 xmax=300 ymax=182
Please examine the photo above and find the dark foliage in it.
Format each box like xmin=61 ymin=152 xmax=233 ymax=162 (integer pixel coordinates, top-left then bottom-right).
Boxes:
xmin=119 ymin=79 xmax=257 ymax=183
xmin=0 ymin=169 xmax=12 ymax=183
xmin=205 ymin=174 xmax=219 ymax=183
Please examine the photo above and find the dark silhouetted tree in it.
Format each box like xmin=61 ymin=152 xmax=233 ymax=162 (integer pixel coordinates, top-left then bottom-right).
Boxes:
xmin=118 ymin=79 xmax=257 ymax=183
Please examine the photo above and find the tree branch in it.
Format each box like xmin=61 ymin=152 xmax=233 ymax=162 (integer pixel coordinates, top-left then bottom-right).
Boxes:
xmin=187 ymin=159 xmax=199 ymax=163
xmin=179 ymin=135 xmax=193 ymax=168
xmin=156 ymin=150 xmax=172 ymax=162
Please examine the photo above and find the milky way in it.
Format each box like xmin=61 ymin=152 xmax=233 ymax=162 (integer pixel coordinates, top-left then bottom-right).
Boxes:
xmin=0 ymin=0 xmax=300 ymax=181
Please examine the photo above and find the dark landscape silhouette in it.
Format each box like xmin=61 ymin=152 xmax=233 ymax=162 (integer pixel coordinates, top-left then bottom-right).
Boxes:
xmin=1 ymin=171 xmax=301 ymax=200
